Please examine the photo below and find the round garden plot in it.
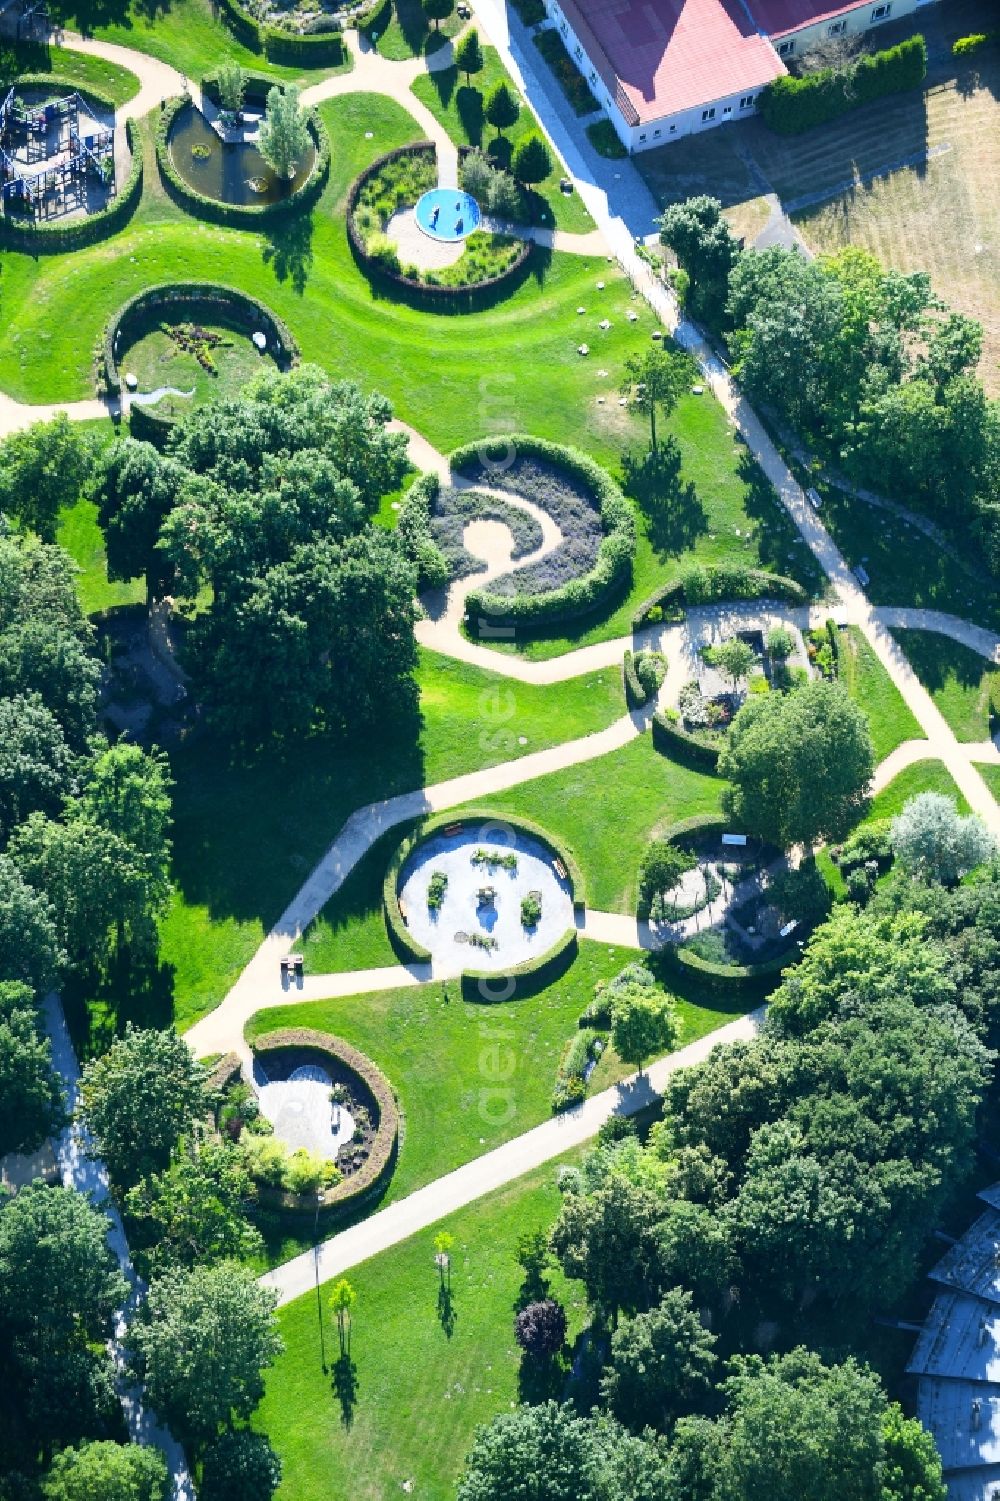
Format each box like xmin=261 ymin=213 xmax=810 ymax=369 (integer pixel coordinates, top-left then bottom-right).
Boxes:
xmin=395 ymin=821 xmax=574 ymax=970
xmin=167 ymin=101 xmax=316 ymax=207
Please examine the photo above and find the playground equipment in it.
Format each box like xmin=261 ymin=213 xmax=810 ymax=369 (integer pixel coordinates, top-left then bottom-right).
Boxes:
xmin=0 ymin=86 xmax=116 ymax=220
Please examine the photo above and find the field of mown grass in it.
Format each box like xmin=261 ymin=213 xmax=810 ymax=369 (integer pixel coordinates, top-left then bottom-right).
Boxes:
xmin=839 ymin=625 xmax=925 ymax=762
xmin=892 ymin=627 xmax=998 ymax=742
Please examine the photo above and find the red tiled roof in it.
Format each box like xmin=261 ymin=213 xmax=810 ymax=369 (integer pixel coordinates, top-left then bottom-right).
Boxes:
xmin=559 ymin=0 xmax=786 ymax=125
xmin=745 ymin=0 xmax=869 ymax=39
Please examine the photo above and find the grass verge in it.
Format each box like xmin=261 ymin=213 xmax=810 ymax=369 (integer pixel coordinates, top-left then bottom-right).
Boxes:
xmin=891 ymin=628 xmax=997 ymax=742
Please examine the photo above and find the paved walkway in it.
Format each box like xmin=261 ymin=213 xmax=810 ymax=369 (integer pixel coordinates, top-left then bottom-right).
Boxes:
xmin=261 ymin=1005 xmax=764 ymax=1304
xmin=43 ymin=995 xmax=194 ymax=1501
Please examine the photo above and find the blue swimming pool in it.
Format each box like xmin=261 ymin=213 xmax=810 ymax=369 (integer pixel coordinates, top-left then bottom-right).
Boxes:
xmin=414 ymin=187 xmax=481 ymax=243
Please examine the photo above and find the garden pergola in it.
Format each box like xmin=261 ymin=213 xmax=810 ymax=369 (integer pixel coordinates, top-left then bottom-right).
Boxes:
xmin=0 ymin=86 xmax=115 ymax=218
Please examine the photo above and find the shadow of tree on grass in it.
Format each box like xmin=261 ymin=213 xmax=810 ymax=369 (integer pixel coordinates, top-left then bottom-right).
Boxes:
xmin=622 ymin=437 xmax=707 ymax=557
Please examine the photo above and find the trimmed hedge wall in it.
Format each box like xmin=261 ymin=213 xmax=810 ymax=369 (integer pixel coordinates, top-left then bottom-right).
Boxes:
xmin=101 ymin=282 xmax=299 ymax=404
xmin=632 ymin=565 xmax=808 ymax=629
xmin=213 ymin=0 xmax=346 ymax=66
xmin=758 ymin=35 xmax=927 ymax=135
xmin=662 ymin=944 xmax=790 ymax=992
xmin=623 ymin=649 xmax=647 ymax=709
xmin=462 ymin=926 xmax=578 ymax=996
xmin=651 ymin=711 xmax=722 ymax=771
xmin=0 ymin=81 xmax=142 ymax=252
xmin=385 ymin=808 xmax=586 ymax=969
xmin=249 ymin=1029 xmax=398 ymax=1215
xmin=346 ymin=142 xmax=535 ymax=308
xmin=455 ymin=436 xmax=636 ymax=634
xmin=156 ymin=91 xmax=330 ymax=228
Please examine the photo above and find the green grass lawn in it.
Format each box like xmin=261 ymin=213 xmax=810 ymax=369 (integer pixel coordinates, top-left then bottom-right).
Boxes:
xmin=120 ymin=319 xmax=281 ymax=420
xmin=867 ymin=759 xmax=970 ymax=822
xmin=254 ymin=1153 xmax=587 ymax=1501
xmin=892 ymin=629 xmax=998 ymax=743
xmin=979 ymin=764 xmax=1000 ymax=805
xmin=246 ymin=938 xmax=744 ymax=1241
xmin=57 ymin=497 xmax=146 ymax=615
xmin=838 ymin=625 xmax=924 ymax=762
xmin=162 ymin=649 xmax=627 ymax=1030
xmin=375 ymin=0 xmax=464 ymax=60
xmin=817 ymin=483 xmax=1000 ymax=631
xmin=451 ymin=737 xmax=725 ymax=913
xmin=45 ymin=0 xmax=309 ymax=83
xmin=3 ymin=38 xmax=140 ymax=105
xmin=411 ymin=47 xmax=595 ymax=234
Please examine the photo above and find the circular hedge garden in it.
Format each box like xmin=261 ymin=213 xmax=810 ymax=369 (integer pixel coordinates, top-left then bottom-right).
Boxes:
xmin=385 ymin=810 xmax=584 ymax=985
xmin=100 ymin=282 xmax=299 ymax=441
xmin=346 ymin=142 xmax=533 ymax=306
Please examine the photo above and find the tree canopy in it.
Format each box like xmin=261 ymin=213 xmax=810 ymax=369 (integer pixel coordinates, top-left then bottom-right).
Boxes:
xmin=0 ymin=980 xmax=65 ymax=1157
xmin=40 ymin=1441 xmax=168 ymax=1501
xmin=0 ymin=415 xmax=93 ymax=542
xmin=719 ymin=679 xmax=874 ymax=847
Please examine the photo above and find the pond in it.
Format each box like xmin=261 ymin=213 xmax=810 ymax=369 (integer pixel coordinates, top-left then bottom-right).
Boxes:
xmin=397 ymin=824 xmax=574 ymax=969
xmin=168 ymin=103 xmax=315 ymax=207
xmin=414 ymin=187 xmax=481 ymax=243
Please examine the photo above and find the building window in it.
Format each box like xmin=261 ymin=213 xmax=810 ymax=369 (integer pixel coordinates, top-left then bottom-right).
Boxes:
xmin=723 ymin=104 xmax=732 ymax=114
xmin=827 ymin=18 xmax=847 ymax=34
xmin=573 ymin=43 xmax=582 ymax=58
xmin=589 ymin=69 xmax=597 ymax=83
xmin=871 ymin=2 xmax=890 ymax=16
xmin=559 ymin=20 xmax=567 ymax=34
xmin=669 ymin=124 xmax=677 ymax=132
xmin=739 ymin=94 xmax=754 ymax=108
xmin=776 ymin=38 xmax=794 ymax=55
xmin=653 ymin=127 xmax=661 ymax=136
xmin=701 ymin=106 xmax=716 ymax=121
xmin=639 ymin=132 xmax=646 ymax=141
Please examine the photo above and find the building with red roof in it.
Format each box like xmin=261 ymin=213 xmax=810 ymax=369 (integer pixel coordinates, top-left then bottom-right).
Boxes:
xmin=540 ymin=0 xmax=927 ymax=151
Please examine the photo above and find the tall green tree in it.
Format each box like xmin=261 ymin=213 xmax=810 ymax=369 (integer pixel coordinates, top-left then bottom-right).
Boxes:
xmin=600 ymin=1287 xmax=717 ymax=1433
xmin=619 ymin=347 xmax=691 ymax=455
xmin=710 ymin=638 xmax=757 ymax=692
xmin=454 ymin=27 xmax=484 ymax=83
xmin=126 ymin=1140 xmax=263 ymax=1279
xmin=79 ymin=1026 xmax=211 ymax=1192
xmin=0 ymin=980 xmax=66 ymax=1157
xmin=40 ymin=1441 xmax=168 ymax=1501
xmin=485 ymin=80 xmax=520 ymax=138
xmin=891 ymin=792 xmax=995 ymax=885
xmin=422 ymin=0 xmax=453 ymax=28
xmin=92 ymin=439 xmax=183 ymax=603
xmin=0 ymin=692 xmax=74 ymax=843
xmin=127 ymin=1261 xmax=283 ymax=1450
xmin=610 ymin=984 xmax=678 ymax=1074
xmin=550 ymin=1176 xmax=664 ymax=1324
xmin=719 ymin=679 xmax=874 ymax=848
xmin=0 ymin=853 xmax=62 ymax=993
xmin=658 ymin=196 xmax=739 ymax=332
xmin=258 ymin=85 xmax=310 ymax=181
xmin=458 ymin=1401 xmax=602 ymax=1501
xmin=511 ymin=132 xmax=552 ymax=186
xmin=215 ymin=60 xmax=247 ymax=115
xmin=0 ymin=416 xmax=93 ymax=542
xmin=200 ymin=1431 xmax=282 ymax=1501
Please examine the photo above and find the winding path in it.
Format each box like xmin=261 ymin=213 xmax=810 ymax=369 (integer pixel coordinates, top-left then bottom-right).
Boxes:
xmin=4 ymin=18 xmax=1000 ymax=1307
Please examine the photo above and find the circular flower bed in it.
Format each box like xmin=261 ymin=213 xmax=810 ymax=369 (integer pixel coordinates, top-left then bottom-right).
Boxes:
xmin=346 ymin=142 xmax=533 ymax=304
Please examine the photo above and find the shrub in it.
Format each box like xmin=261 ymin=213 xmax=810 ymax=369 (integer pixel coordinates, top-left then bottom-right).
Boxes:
xmin=521 ymin=890 xmax=543 ymax=927
xmin=200 ymin=1431 xmax=282 ymax=1501
xmin=953 ymin=33 xmax=991 ymax=56
xmin=632 ymin=565 xmax=807 ymax=626
xmin=552 ymin=1028 xmax=600 ymax=1112
xmin=586 ymin=119 xmax=627 ymax=158
xmin=757 ymin=34 xmax=927 ymax=134
xmin=533 ymin=28 xmax=598 ymax=115
xmin=651 ymin=710 xmax=722 ymax=770
xmin=427 ymin=870 xmax=448 ymax=910
xmin=582 ymin=961 xmax=656 ymax=1027
xmin=514 ymin=1298 xmax=567 ymax=1356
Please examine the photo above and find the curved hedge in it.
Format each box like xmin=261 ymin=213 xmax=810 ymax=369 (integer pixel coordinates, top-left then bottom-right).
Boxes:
xmin=758 ymin=34 xmax=927 ymax=135
xmin=249 ymin=1029 xmax=398 ymax=1216
xmin=656 ymin=813 xmax=730 ymax=845
xmin=385 ymin=809 xmax=586 ymax=969
xmin=623 ymin=649 xmax=650 ymax=709
xmin=632 ymin=565 xmax=808 ymax=629
xmin=455 ymin=436 xmax=636 ymax=634
xmin=0 ymin=80 xmax=142 ymax=252
xmin=346 ymin=142 xmax=534 ymax=308
xmin=663 ymin=943 xmax=790 ymax=992
xmin=462 ymin=926 xmax=578 ymax=997
xmin=99 ymin=282 xmax=299 ymax=436
xmin=651 ymin=711 xmax=722 ymax=771
xmin=213 ymin=0 xmax=346 ymax=65
xmin=156 ymin=92 xmax=330 ymax=228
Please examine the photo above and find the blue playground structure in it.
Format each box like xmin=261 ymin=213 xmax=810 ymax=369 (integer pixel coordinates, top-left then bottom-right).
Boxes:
xmin=1 ymin=86 xmax=116 ymax=219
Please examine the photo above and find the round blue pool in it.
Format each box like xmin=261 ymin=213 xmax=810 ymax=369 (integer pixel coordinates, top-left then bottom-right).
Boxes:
xmin=414 ymin=188 xmax=481 ymax=242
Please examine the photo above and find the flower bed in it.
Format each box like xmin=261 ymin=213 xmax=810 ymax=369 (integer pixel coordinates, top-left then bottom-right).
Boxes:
xmin=247 ymin=1029 xmax=399 ymax=1217
xmin=533 ymin=28 xmax=599 ymax=116
xmin=156 ymin=90 xmax=329 ymax=228
xmin=346 ymin=142 xmax=534 ymax=305
xmin=453 ymin=436 xmax=636 ymax=634
xmin=430 ymin=488 xmax=544 ymax=579
xmin=0 ymin=79 xmax=142 ymax=252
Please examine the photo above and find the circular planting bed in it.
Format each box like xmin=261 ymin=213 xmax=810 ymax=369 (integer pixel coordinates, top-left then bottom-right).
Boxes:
xmin=157 ymin=93 xmax=329 ymax=226
xmin=248 ymin=1030 xmax=398 ymax=1217
xmin=386 ymin=811 xmax=583 ymax=979
xmin=346 ymin=143 xmax=532 ymax=303
xmin=101 ymin=283 xmax=298 ymax=433
xmin=450 ymin=435 xmax=636 ymax=634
